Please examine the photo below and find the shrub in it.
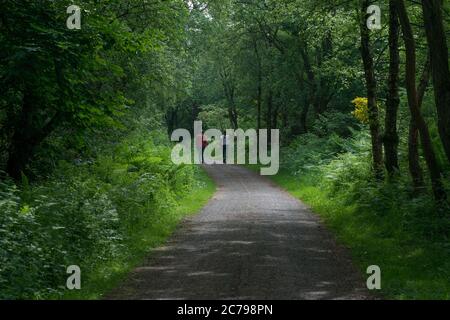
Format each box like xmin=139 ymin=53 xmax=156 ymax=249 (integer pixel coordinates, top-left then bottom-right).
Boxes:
xmin=0 ymin=131 xmax=197 ymax=299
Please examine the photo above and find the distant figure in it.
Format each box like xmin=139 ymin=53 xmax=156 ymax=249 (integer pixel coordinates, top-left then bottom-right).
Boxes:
xmin=221 ymin=133 xmax=231 ymax=164
xmin=202 ymin=134 xmax=208 ymax=163
xmin=196 ymin=133 xmax=208 ymax=164
xmin=195 ymin=133 xmax=203 ymax=163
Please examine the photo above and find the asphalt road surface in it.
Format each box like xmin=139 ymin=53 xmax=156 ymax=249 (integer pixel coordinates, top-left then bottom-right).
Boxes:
xmin=107 ymin=165 xmax=370 ymax=300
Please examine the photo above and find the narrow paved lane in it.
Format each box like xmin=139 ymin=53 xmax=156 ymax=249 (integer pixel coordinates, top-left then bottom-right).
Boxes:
xmin=107 ymin=165 xmax=369 ymax=300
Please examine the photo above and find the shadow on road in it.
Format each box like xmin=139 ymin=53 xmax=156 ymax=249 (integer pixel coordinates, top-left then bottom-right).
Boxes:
xmin=106 ymin=165 xmax=370 ymax=300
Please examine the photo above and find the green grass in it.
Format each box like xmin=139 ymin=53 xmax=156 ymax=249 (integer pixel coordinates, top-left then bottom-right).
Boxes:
xmin=269 ymin=169 xmax=450 ymax=300
xmin=61 ymin=167 xmax=216 ymax=300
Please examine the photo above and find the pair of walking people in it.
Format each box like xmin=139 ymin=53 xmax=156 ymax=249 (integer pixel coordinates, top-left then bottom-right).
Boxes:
xmin=195 ymin=132 xmax=232 ymax=164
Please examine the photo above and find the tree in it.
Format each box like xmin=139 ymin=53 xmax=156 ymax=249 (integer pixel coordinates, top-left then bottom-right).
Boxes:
xmin=421 ymin=0 xmax=450 ymax=164
xmin=359 ymin=0 xmax=384 ymax=180
xmin=384 ymin=0 xmax=401 ymax=177
xmin=409 ymin=55 xmax=431 ymax=194
xmin=0 ymin=0 xmax=188 ymax=179
xmin=395 ymin=0 xmax=446 ymax=201
xmin=1 ymin=1 xmax=122 ymax=179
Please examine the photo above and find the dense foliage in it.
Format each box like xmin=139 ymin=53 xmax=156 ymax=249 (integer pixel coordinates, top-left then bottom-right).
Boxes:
xmin=0 ymin=129 xmax=212 ymax=299
xmin=0 ymin=0 xmax=209 ymax=299
xmin=0 ymin=0 xmax=449 ymax=299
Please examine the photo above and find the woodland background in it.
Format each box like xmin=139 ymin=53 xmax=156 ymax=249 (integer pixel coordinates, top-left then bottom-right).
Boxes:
xmin=0 ymin=0 xmax=449 ymax=299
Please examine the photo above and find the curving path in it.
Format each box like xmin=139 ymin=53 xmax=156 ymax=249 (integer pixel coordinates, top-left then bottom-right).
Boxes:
xmin=106 ymin=165 xmax=370 ymax=300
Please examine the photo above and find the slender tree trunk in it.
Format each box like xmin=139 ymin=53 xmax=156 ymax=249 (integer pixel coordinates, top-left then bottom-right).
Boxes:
xmin=219 ymin=66 xmax=238 ymax=130
xmin=7 ymin=58 xmax=65 ymax=181
xmin=396 ymin=0 xmax=446 ymax=201
xmin=359 ymin=0 xmax=384 ymax=180
xmin=300 ymin=45 xmax=321 ymax=118
xmin=421 ymin=0 xmax=450 ymax=164
xmin=229 ymin=105 xmax=238 ymax=130
xmin=384 ymin=0 xmax=401 ymax=177
xmin=409 ymin=56 xmax=431 ymax=194
xmin=408 ymin=119 xmax=423 ymax=193
xmin=7 ymin=89 xmax=34 ymax=180
xmin=273 ymin=103 xmax=279 ymax=129
xmin=293 ymin=69 xmax=309 ymax=134
xmin=226 ymin=89 xmax=238 ymax=130
xmin=257 ymin=82 xmax=262 ymax=131
xmin=254 ymin=41 xmax=262 ymax=132
xmin=266 ymin=90 xmax=273 ymax=129
xmin=282 ymin=111 xmax=288 ymax=128
xmin=300 ymin=97 xmax=309 ymax=134
xmin=7 ymin=89 xmax=61 ymax=180
xmin=227 ymin=86 xmax=238 ymax=130
xmin=191 ymin=102 xmax=199 ymax=131
xmin=165 ymin=108 xmax=176 ymax=137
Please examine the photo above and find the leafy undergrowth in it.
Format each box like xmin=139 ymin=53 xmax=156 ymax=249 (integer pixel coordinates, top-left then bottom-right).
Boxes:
xmin=62 ymin=166 xmax=215 ymax=300
xmin=0 ymin=132 xmax=215 ymax=300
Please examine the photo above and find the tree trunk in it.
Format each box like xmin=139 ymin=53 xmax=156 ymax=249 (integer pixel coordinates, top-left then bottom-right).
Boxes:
xmin=266 ymin=90 xmax=273 ymax=129
xmin=359 ymin=0 xmax=384 ymax=180
xmin=300 ymin=97 xmax=309 ymax=134
xmin=5 ymin=79 xmax=38 ymax=180
xmin=228 ymin=105 xmax=238 ymax=130
xmin=225 ymin=86 xmax=238 ymax=130
xmin=6 ymin=88 xmax=61 ymax=180
xmin=257 ymin=82 xmax=262 ymax=131
xmin=165 ymin=107 xmax=178 ymax=137
xmin=299 ymin=45 xmax=321 ymax=118
xmin=219 ymin=66 xmax=239 ymax=130
xmin=254 ymin=40 xmax=262 ymax=132
xmin=421 ymin=0 xmax=450 ymax=164
xmin=384 ymin=0 xmax=401 ymax=177
xmin=272 ymin=103 xmax=279 ymax=129
xmin=396 ymin=0 xmax=446 ymax=201
xmin=409 ymin=56 xmax=431 ymax=194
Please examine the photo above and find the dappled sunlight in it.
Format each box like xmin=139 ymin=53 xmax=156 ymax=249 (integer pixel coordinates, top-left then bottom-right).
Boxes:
xmin=107 ymin=165 xmax=368 ymax=300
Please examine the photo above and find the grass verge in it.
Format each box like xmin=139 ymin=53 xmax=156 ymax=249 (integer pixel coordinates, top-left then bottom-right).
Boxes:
xmin=62 ymin=167 xmax=216 ymax=300
xmin=266 ymin=168 xmax=449 ymax=300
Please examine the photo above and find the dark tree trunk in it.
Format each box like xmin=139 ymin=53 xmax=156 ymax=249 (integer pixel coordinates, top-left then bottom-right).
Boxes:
xmin=359 ymin=0 xmax=384 ymax=180
xmin=396 ymin=0 xmax=446 ymax=201
xmin=6 ymin=90 xmax=35 ymax=180
xmin=384 ymin=0 xmax=401 ymax=177
xmin=282 ymin=110 xmax=288 ymax=128
xmin=7 ymin=59 xmax=66 ymax=180
xmin=6 ymin=89 xmax=61 ymax=180
xmin=421 ymin=0 xmax=450 ymax=164
xmin=219 ymin=66 xmax=239 ymax=130
xmin=409 ymin=56 xmax=431 ymax=194
xmin=300 ymin=96 xmax=309 ymax=134
xmin=408 ymin=119 xmax=423 ymax=193
xmin=191 ymin=102 xmax=199 ymax=129
xmin=257 ymin=82 xmax=262 ymax=131
xmin=226 ymin=85 xmax=238 ymax=130
xmin=7 ymin=144 xmax=32 ymax=181
xmin=165 ymin=107 xmax=178 ymax=137
xmin=254 ymin=40 xmax=262 ymax=131
xmin=266 ymin=90 xmax=273 ymax=129
xmin=225 ymin=89 xmax=238 ymax=130
xmin=293 ymin=68 xmax=309 ymax=135
xmin=299 ymin=45 xmax=321 ymax=118
xmin=272 ymin=103 xmax=279 ymax=129
xmin=228 ymin=105 xmax=238 ymax=130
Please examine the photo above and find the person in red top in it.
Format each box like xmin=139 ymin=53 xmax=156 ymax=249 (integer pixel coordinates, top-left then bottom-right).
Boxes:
xmin=202 ymin=134 xmax=208 ymax=163
xmin=196 ymin=133 xmax=208 ymax=163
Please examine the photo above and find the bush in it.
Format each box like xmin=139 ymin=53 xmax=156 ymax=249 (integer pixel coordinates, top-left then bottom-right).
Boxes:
xmin=0 ymin=131 xmax=197 ymax=299
xmin=281 ymin=127 xmax=450 ymax=240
